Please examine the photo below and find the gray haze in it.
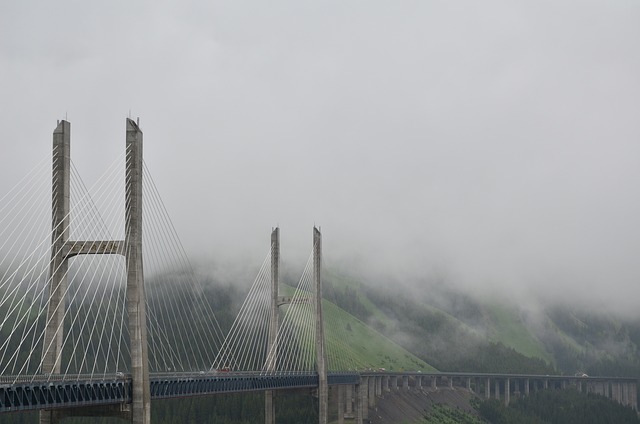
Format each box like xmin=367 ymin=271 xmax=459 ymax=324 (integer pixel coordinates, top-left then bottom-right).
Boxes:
xmin=1 ymin=1 xmax=639 ymax=314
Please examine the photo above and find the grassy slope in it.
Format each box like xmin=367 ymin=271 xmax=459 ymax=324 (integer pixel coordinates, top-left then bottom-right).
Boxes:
xmin=280 ymin=283 xmax=436 ymax=372
xmin=485 ymin=303 xmax=553 ymax=363
xmin=324 ymin=270 xmax=640 ymax=376
xmin=324 ymin=300 xmax=436 ymax=372
xmin=326 ymin=271 xmax=556 ymax=367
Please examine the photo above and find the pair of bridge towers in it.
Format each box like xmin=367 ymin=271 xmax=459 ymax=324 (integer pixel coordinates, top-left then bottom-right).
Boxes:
xmin=42 ymin=120 xmax=329 ymax=424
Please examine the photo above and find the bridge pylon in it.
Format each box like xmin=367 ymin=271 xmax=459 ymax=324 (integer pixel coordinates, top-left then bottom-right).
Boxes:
xmin=39 ymin=119 xmax=150 ymax=424
xmin=265 ymin=227 xmax=279 ymax=424
xmin=263 ymin=227 xmax=328 ymax=424
xmin=314 ymin=227 xmax=328 ymax=424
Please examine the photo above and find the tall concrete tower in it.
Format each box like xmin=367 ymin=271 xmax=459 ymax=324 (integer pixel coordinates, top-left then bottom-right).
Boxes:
xmin=40 ymin=121 xmax=72 ymax=424
xmin=125 ymin=119 xmax=151 ymax=424
xmin=40 ymin=119 xmax=150 ymax=424
xmin=314 ymin=227 xmax=328 ymax=424
xmin=265 ymin=227 xmax=279 ymax=424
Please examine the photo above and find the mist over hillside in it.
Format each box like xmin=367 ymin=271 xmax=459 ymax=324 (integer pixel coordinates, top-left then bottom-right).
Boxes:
xmin=190 ymin=256 xmax=640 ymax=378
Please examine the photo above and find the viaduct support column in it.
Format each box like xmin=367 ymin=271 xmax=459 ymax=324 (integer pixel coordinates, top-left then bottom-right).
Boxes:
xmin=265 ymin=228 xmax=279 ymax=424
xmin=368 ymin=377 xmax=376 ymax=408
xmin=504 ymin=379 xmax=510 ymax=406
xmin=361 ymin=378 xmax=369 ymax=420
xmin=485 ymin=378 xmax=491 ymax=399
xmin=494 ymin=380 xmax=500 ymax=400
xmin=337 ymin=385 xmax=345 ymax=424
xmin=612 ymin=382 xmax=620 ymax=403
xmin=525 ymin=379 xmax=530 ymax=396
xmin=345 ymin=385 xmax=353 ymax=416
xmin=313 ymin=228 xmax=328 ymax=424
xmin=403 ymin=376 xmax=409 ymax=391
xmin=356 ymin=381 xmax=366 ymax=423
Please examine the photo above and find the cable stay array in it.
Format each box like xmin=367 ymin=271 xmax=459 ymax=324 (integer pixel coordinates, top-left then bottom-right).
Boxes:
xmin=0 ymin=149 xmax=226 ymax=382
xmin=142 ymin=163 xmax=226 ymax=373
xmin=262 ymin=251 xmax=317 ymax=374
xmin=263 ymin=248 xmax=365 ymax=374
xmin=0 ymin=141 xmax=360 ymax=387
xmin=0 ymin=152 xmax=130 ymax=381
xmin=211 ymin=245 xmax=275 ymax=372
xmin=212 ymin=235 xmax=365 ymax=375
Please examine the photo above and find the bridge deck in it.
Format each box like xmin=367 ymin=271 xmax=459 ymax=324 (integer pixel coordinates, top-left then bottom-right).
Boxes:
xmin=0 ymin=372 xmax=359 ymax=413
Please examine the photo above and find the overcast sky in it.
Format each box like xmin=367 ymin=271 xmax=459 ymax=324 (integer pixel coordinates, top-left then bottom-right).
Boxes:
xmin=1 ymin=1 xmax=639 ymax=313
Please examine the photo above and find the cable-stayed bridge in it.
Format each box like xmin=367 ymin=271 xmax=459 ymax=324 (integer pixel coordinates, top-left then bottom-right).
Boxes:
xmin=0 ymin=120 xmax=637 ymax=424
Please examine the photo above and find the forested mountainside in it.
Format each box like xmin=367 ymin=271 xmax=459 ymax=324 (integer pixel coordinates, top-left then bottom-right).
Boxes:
xmin=325 ymin=268 xmax=640 ymax=377
xmin=2 ymin=264 xmax=640 ymax=423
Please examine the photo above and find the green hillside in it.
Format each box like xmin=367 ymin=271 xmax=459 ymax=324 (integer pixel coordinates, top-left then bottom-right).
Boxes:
xmin=323 ymin=268 xmax=640 ymax=378
xmin=280 ymin=283 xmax=436 ymax=372
xmin=323 ymin=299 xmax=435 ymax=372
xmin=484 ymin=303 xmax=553 ymax=363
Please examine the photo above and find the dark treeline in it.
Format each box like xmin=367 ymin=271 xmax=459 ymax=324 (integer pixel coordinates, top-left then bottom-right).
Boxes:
xmin=344 ymin=284 xmax=556 ymax=374
xmin=478 ymin=389 xmax=640 ymax=424
xmin=0 ymin=392 xmax=319 ymax=424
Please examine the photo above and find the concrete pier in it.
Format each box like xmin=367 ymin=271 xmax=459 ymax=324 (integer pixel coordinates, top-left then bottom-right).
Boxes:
xmin=355 ymin=383 xmax=365 ymax=424
xmin=361 ymin=379 xmax=369 ymax=420
xmin=337 ymin=386 xmax=345 ymax=424
xmin=504 ymin=379 xmax=510 ymax=406
xmin=345 ymin=385 xmax=353 ymax=415
xmin=368 ymin=377 xmax=376 ymax=408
